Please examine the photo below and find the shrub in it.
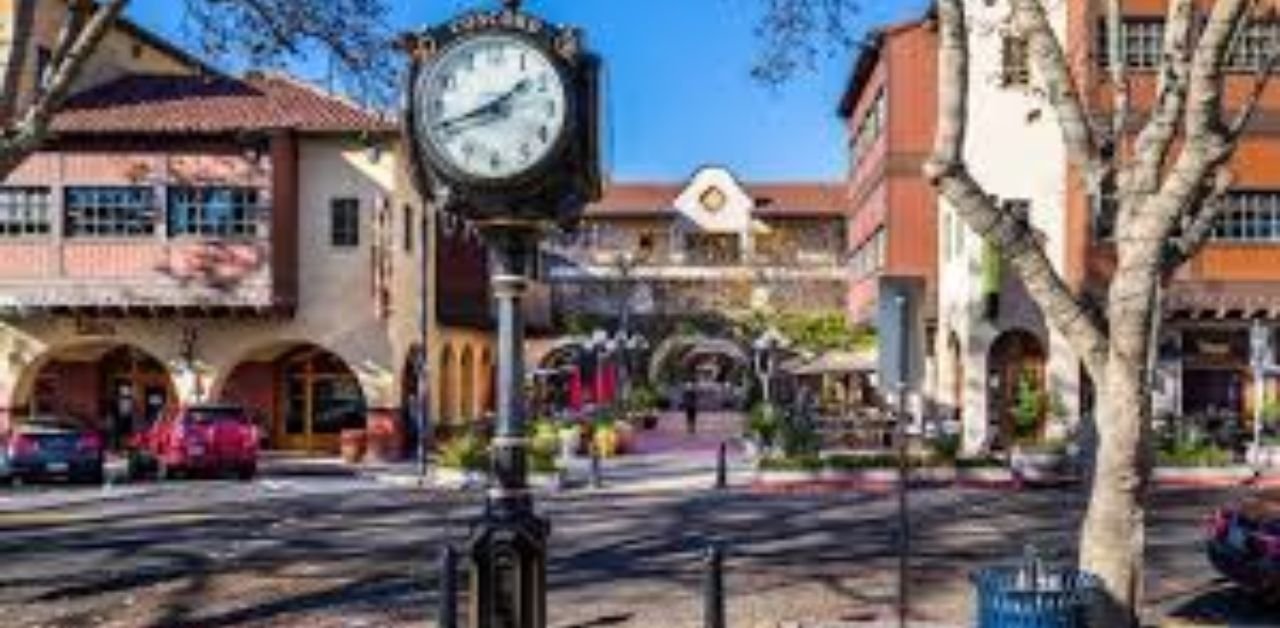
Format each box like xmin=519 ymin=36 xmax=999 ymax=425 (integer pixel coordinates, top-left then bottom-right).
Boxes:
xmin=778 ymin=415 xmax=822 ymax=458
xmin=1157 ymin=440 xmax=1234 ymax=467
xmin=955 ymin=455 xmax=1007 ymax=469
xmin=439 ymin=432 xmax=489 ymax=472
xmin=758 ymin=454 xmax=823 ymax=472
xmin=746 ymin=404 xmax=781 ymax=447
xmin=825 ymin=453 xmax=935 ymax=470
xmin=927 ymin=432 xmax=962 ymax=463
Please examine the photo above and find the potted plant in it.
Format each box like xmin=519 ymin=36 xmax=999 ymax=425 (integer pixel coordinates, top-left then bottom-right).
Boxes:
xmin=1008 ymin=373 xmax=1070 ymax=483
xmin=593 ymin=419 xmax=620 ymax=458
xmin=340 ymin=428 xmax=367 ymax=464
xmin=1248 ymin=395 xmax=1280 ymax=468
xmin=746 ymin=403 xmax=781 ymax=457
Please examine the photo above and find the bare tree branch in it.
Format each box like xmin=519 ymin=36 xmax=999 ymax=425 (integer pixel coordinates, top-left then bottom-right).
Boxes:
xmin=1009 ymin=0 xmax=1106 ymax=182
xmin=928 ymin=0 xmax=1109 ymax=379
xmin=1129 ymin=0 xmax=1196 ymax=195
xmin=1145 ymin=0 xmax=1254 ymax=255
xmin=0 ymin=0 xmax=128 ymax=177
xmin=1163 ymin=167 xmax=1233 ymax=270
xmin=1106 ymin=0 xmax=1130 ymax=145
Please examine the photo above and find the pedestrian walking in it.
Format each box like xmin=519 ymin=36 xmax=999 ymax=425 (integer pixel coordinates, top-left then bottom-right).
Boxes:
xmin=683 ymin=383 xmax=699 ymax=435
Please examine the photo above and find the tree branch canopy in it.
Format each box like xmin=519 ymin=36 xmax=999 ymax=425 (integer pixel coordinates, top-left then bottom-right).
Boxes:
xmin=0 ymin=0 xmax=396 ymax=182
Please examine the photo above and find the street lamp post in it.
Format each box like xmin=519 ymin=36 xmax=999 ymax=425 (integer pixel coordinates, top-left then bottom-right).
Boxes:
xmin=753 ymin=327 xmax=787 ymax=412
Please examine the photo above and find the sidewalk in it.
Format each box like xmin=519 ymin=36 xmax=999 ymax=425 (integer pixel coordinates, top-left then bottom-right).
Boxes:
xmin=365 ymin=411 xmax=754 ymax=494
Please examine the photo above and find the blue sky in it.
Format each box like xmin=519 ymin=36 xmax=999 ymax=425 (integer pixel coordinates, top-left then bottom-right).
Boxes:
xmin=126 ymin=0 xmax=925 ymax=182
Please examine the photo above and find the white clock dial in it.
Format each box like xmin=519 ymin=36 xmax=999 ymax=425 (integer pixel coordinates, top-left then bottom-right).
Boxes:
xmin=419 ymin=34 xmax=569 ymax=181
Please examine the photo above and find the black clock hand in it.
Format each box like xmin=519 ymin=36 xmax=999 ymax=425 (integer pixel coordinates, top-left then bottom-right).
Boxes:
xmin=435 ymin=79 xmax=533 ymax=133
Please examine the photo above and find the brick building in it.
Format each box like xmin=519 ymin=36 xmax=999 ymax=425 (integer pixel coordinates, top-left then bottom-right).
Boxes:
xmin=845 ymin=1 xmax=1280 ymax=453
xmin=0 ymin=2 xmax=495 ymax=456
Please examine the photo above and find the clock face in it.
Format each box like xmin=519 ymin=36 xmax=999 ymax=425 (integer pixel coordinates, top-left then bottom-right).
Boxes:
xmin=419 ymin=34 xmax=569 ymax=182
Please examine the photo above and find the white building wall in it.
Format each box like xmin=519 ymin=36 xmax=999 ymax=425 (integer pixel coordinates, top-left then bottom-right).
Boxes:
xmin=935 ymin=0 xmax=1078 ymax=454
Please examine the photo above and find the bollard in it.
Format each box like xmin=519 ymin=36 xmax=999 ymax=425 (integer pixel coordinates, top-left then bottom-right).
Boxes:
xmin=438 ymin=545 xmax=458 ymax=628
xmin=703 ymin=543 xmax=726 ymax=628
xmin=590 ymin=447 xmax=603 ymax=489
xmin=715 ymin=442 xmax=728 ymax=490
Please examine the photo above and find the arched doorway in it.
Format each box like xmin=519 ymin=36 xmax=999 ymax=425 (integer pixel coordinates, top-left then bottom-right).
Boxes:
xmin=14 ymin=343 xmax=176 ymax=451
xmin=649 ymin=336 xmax=751 ymax=410
xmin=987 ymin=329 xmax=1047 ymax=450
xmin=400 ymin=345 xmax=425 ymax=449
xmin=439 ymin=345 xmax=456 ymax=424
xmin=221 ymin=343 xmax=366 ymax=454
xmin=948 ymin=332 xmax=964 ymax=423
xmin=460 ymin=347 xmax=476 ymax=421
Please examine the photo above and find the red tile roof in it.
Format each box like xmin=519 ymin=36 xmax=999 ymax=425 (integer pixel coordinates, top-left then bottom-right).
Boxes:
xmin=51 ymin=72 xmax=394 ymax=136
xmin=587 ymin=181 xmax=846 ymax=217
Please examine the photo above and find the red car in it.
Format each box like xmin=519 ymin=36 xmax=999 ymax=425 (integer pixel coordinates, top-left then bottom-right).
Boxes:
xmin=129 ymin=404 xmax=259 ymax=481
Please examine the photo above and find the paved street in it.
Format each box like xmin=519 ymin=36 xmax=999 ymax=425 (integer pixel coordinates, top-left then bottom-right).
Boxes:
xmin=1 ymin=468 xmax=1276 ymax=627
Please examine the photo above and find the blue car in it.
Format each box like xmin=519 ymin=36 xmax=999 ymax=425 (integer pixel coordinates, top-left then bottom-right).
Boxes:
xmin=3 ymin=417 xmax=105 ymax=485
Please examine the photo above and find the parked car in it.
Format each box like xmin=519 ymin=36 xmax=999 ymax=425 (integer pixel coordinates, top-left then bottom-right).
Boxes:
xmin=130 ymin=404 xmax=259 ymax=481
xmin=2 ymin=416 xmax=105 ymax=484
xmin=1206 ymin=497 xmax=1280 ymax=597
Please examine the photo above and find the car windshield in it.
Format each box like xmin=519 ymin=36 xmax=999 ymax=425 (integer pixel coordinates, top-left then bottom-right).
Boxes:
xmin=185 ymin=407 xmax=248 ymax=424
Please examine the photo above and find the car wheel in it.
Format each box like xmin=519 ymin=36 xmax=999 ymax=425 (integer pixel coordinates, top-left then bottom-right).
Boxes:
xmin=81 ymin=468 xmax=104 ymax=486
xmin=157 ymin=460 xmax=173 ymax=482
xmin=237 ymin=465 xmax=257 ymax=481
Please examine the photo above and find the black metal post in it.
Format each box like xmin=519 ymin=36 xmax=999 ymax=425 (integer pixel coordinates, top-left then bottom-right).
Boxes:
xmin=418 ymin=204 xmax=434 ymax=483
xmin=438 ymin=545 xmax=458 ymax=628
xmin=468 ymin=228 xmax=548 ymax=628
xmin=590 ymin=445 xmax=602 ymax=489
xmin=715 ymin=442 xmax=727 ymax=490
xmin=895 ymin=294 xmax=910 ymax=628
xmin=703 ymin=543 xmax=725 ymax=628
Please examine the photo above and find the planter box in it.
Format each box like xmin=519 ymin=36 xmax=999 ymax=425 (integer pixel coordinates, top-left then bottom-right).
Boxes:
xmin=1154 ymin=466 xmax=1256 ymax=486
xmin=432 ymin=467 xmax=489 ymax=489
xmin=1247 ymin=445 xmax=1280 ymax=469
xmin=754 ymin=468 xmax=823 ymax=485
xmin=957 ymin=467 xmax=1015 ymax=485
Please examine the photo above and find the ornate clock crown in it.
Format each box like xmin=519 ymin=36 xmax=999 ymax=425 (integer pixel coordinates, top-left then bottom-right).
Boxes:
xmin=503 ymin=0 xmax=522 ymax=11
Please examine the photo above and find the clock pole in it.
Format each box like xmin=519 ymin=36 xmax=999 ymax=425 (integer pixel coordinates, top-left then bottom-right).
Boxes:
xmin=401 ymin=4 xmax=602 ymax=626
xmin=468 ymin=223 xmax=549 ymax=628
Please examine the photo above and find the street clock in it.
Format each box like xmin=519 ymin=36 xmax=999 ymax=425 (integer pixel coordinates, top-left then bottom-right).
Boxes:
xmin=403 ymin=3 xmax=602 ymax=228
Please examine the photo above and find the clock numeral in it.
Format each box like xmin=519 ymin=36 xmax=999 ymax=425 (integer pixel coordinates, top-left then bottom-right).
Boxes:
xmin=490 ymin=153 xmax=503 ymax=172
xmin=438 ymin=75 xmax=455 ymax=91
xmin=520 ymin=142 xmax=533 ymax=161
xmin=545 ymin=100 xmax=557 ymax=118
xmin=537 ymin=73 xmax=550 ymax=93
xmin=519 ymin=53 xmax=528 ymax=71
xmin=487 ymin=47 xmax=504 ymax=66
xmin=538 ymin=126 xmax=550 ymax=144
xmin=462 ymin=141 xmax=478 ymax=160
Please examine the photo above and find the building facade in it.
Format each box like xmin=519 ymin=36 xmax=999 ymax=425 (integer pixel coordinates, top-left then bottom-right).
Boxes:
xmin=0 ymin=5 xmax=495 ymax=456
xmin=839 ymin=16 xmax=939 ymax=327
xmin=534 ymin=167 xmax=847 ymax=402
xmin=845 ymin=0 xmax=1280 ymax=454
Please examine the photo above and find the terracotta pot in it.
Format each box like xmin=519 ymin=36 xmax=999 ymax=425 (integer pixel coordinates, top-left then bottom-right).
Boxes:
xmin=340 ymin=429 xmax=367 ymax=464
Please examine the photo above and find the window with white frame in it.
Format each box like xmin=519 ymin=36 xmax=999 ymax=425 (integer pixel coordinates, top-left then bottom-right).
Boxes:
xmin=850 ymin=228 xmax=886 ymax=279
xmin=1229 ymin=21 xmax=1280 ymax=70
xmin=1213 ymin=191 xmax=1280 ymax=243
xmin=1101 ymin=19 xmax=1280 ymax=71
xmin=167 ymin=187 xmax=265 ymax=238
xmin=64 ymin=187 xmax=157 ymax=237
xmin=849 ymin=87 xmax=887 ymax=173
xmin=1097 ymin=19 xmax=1164 ymax=70
xmin=0 ymin=187 xmax=52 ymax=237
